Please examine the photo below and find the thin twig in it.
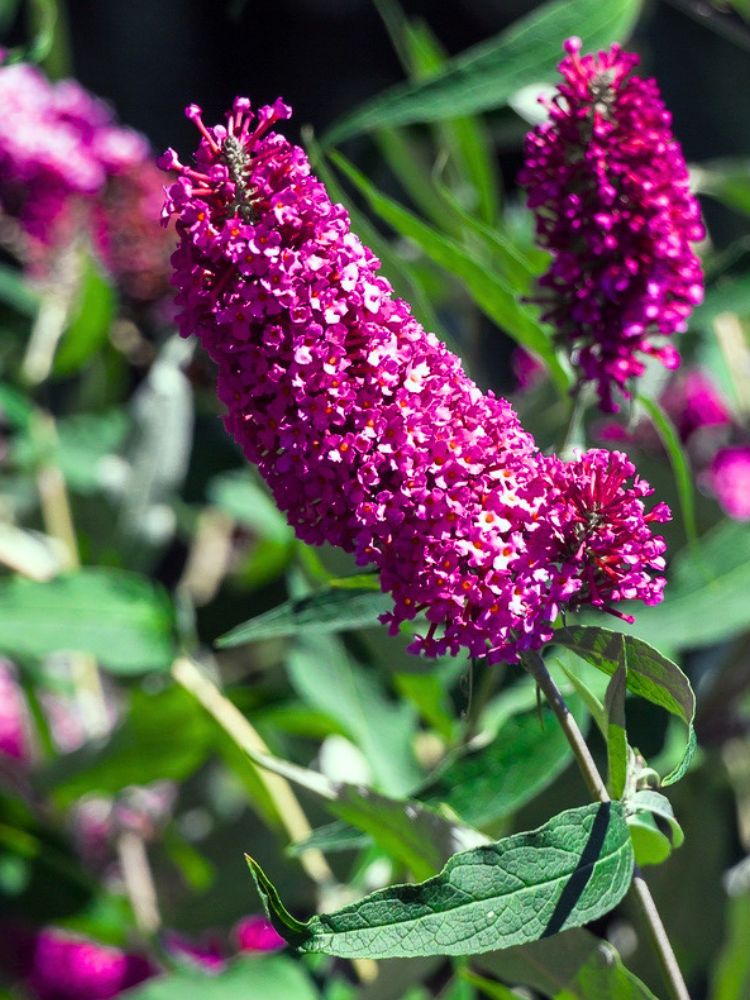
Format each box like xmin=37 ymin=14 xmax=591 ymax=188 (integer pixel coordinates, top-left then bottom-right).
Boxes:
xmin=171 ymin=656 xmax=334 ymax=886
xmin=117 ymin=830 xmax=162 ymax=934
xmin=521 ymin=651 xmax=691 ymax=1000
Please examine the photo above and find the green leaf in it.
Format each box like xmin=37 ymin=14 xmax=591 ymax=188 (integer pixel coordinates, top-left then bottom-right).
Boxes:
xmin=479 ymin=929 xmax=658 ymax=998
xmin=628 ymin=789 xmax=684 ymax=857
xmin=3 ymin=0 xmax=57 ymax=64
xmin=421 ymin=696 xmax=588 ymax=828
xmin=555 ymin=655 xmax=607 ymax=738
xmin=208 ymin=469 xmax=293 ymax=542
xmin=124 ymin=956 xmax=320 ymax=1000
xmin=53 ymin=258 xmax=116 ymax=376
xmin=288 ymin=821 xmax=369 ymax=857
xmin=43 ymin=687 xmax=215 ymax=807
xmin=692 ymin=273 xmax=750 ymax=329
xmin=330 ymin=151 xmax=569 ymax=395
xmin=555 ymin=627 xmax=695 ymax=786
xmin=401 ymin=18 xmax=500 ymax=225
xmin=248 ymin=802 xmax=634 ymax=958
xmin=694 ymin=157 xmax=750 ymax=217
xmin=626 ymin=813 xmax=672 ymax=867
xmin=614 ymin=520 xmax=750 ymax=651
xmin=637 ymin=395 xmax=698 ymax=547
xmin=328 ymin=785 xmax=487 ymax=880
xmin=394 ymin=671 xmax=456 ymax=742
xmin=0 ymin=382 xmax=34 ymax=430
xmin=604 ymin=664 xmax=628 ymax=800
xmin=461 ymin=971 xmax=519 ymax=1000
xmin=327 ymin=573 xmax=381 ymax=591
xmin=286 ymin=633 xmax=421 ymax=796
xmin=12 ymin=409 xmax=128 ymax=494
xmin=0 ymin=264 xmax=39 ymax=316
xmin=217 ymin=587 xmax=391 ymax=647
xmin=325 ymin=0 xmax=642 ymax=142
xmin=711 ymin=867 xmax=750 ymax=1000
xmin=0 ymin=569 xmax=176 ymax=674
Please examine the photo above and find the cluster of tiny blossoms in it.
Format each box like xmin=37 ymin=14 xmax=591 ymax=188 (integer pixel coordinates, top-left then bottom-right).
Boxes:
xmin=0 ymin=61 xmax=145 ymax=244
xmin=520 ymin=38 xmax=704 ymax=411
xmin=160 ymin=98 xmax=669 ymax=663
xmin=0 ymin=60 xmax=173 ymax=303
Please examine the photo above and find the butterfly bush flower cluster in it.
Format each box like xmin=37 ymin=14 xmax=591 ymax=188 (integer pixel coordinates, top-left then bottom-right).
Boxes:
xmin=520 ymin=38 xmax=705 ymax=412
xmin=0 ymin=61 xmax=145 ymax=246
xmin=597 ymin=368 xmax=750 ymax=522
xmin=0 ymin=60 xmax=173 ymax=303
xmin=160 ymin=98 xmax=669 ymax=663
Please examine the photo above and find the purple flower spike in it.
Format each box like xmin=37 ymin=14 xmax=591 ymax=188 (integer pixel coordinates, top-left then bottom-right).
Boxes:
xmin=520 ymin=40 xmax=705 ymax=412
xmin=160 ymin=98 xmax=670 ymax=663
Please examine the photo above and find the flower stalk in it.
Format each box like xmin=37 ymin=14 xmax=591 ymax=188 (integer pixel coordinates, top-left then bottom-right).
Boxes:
xmin=521 ymin=650 xmax=690 ymax=1000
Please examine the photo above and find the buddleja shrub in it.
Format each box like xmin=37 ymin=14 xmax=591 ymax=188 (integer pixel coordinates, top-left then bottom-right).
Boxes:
xmin=154 ymin=26 xmax=701 ymax=1000
xmin=7 ymin=0 xmax=747 ymax=997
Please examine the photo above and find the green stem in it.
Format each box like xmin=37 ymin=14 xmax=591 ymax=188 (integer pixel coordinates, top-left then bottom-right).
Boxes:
xmin=521 ymin=652 xmax=690 ymax=1000
xmin=559 ymin=390 xmax=587 ymax=459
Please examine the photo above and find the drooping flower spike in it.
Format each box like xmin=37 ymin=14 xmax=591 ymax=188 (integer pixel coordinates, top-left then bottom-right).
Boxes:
xmin=160 ymin=98 xmax=669 ymax=663
xmin=520 ymin=38 xmax=704 ymax=412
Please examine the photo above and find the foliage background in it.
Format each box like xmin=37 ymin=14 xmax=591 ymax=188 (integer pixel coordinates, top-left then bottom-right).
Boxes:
xmin=2 ymin=1 xmax=750 ymax=999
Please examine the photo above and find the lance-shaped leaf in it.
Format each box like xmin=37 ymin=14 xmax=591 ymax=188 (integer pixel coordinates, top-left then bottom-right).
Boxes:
xmin=325 ymin=0 xmax=641 ymax=142
xmin=0 ymin=568 xmax=176 ymax=674
xmin=329 ymin=151 xmax=569 ymax=395
xmin=604 ymin=663 xmax=628 ymax=800
xmin=554 ymin=627 xmax=696 ymax=786
xmin=247 ymin=802 xmax=633 ymax=959
xmin=217 ymin=587 xmax=391 ymax=647
xmin=477 ymin=927 xmax=658 ymax=999
xmin=420 ymin=696 xmax=587 ymax=828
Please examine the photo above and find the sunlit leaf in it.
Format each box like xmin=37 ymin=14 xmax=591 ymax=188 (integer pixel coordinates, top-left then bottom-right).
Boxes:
xmin=0 ymin=569 xmax=176 ymax=674
xmin=249 ymin=802 xmax=633 ymax=958
xmin=477 ymin=927 xmax=658 ymax=999
xmin=218 ymin=588 xmax=391 ymax=647
xmin=325 ymin=0 xmax=642 ymax=142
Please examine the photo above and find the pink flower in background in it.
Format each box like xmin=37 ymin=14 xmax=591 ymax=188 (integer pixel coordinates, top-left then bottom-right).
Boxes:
xmin=93 ymin=159 xmax=175 ymax=304
xmin=0 ymin=661 xmax=29 ymax=762
xmin=660 ymin=370 xmax=731 ymax=442
xmin=520 ymin=39 xmax=704 ymax=412
xmin=710 ymin=446 xmax=750 ymax=521
xmin=511 ymin=347 xmax=546 ymax=392
xmin=0 ymin=62 xmax=146 ymax=247
xmin=160 ymin=98 xmax=669 ymax=663
xmin=233 ymin=915 xmax=285 ymax=953
xmin=24 ymin=928 xmax=153 ymax=1000
xmin=164 ymin=932 xmax=227 ymax=973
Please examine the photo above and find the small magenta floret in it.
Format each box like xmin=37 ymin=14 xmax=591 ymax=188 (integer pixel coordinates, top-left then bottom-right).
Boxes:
xmin=710 ymin=446 xmax=750 ymax=521
xmin=161 ymin=98 xmax=670 ymax=662
xmin=520 ymin=38 xmax=704 ymax=411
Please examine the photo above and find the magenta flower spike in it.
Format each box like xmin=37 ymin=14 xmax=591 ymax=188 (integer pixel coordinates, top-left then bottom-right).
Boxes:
xmin=520 ymin=38 xmax=705 ymax=412
xmin=161 ymin=98 xmax=669 ymax=663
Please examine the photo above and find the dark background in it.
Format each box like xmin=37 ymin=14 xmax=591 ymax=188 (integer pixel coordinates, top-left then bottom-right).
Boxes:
xmin=61 ymin=0 xmax=750 ymax=180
